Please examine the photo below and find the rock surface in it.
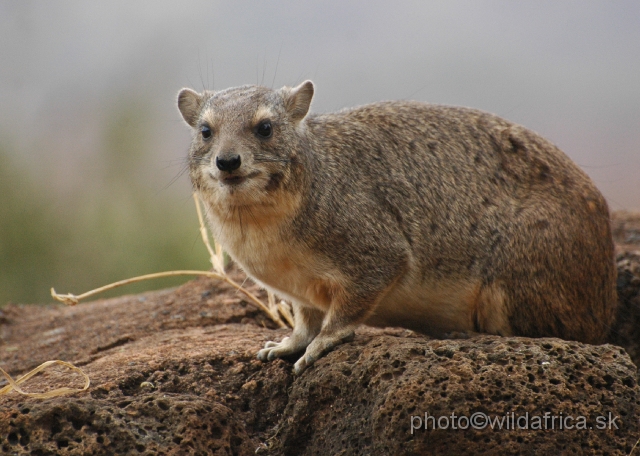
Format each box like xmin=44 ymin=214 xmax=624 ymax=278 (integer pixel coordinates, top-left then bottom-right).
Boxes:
xmin=610 ymin=211 xmax=640 ymax=368
xmin=0 ymin=211 xmax=638 ymax=455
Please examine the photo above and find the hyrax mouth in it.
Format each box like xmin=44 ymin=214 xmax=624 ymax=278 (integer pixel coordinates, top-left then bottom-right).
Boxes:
xmin=213 ymin=170 xmax=261 ymax=188
xmin=222 ymin=174 xmax=247 ymax=186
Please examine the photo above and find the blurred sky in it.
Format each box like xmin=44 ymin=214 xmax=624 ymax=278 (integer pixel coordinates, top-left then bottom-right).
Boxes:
xmin=1 ymin=0 xmax=639 ymax=209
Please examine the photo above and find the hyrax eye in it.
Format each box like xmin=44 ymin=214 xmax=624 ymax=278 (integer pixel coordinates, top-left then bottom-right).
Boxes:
xmin=200 ymin=125 xmax=213 ymax=140
xmin=255 ymin=120 xmax=273 ymax=139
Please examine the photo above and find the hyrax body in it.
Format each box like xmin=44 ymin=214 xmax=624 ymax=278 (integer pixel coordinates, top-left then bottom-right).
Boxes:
xmin=178 ymin=81 xmax=617 ymax=374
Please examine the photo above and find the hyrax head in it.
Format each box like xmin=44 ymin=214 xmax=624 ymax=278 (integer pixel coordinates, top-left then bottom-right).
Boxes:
xmin=177 ymin=81 xmax=314 ymax=209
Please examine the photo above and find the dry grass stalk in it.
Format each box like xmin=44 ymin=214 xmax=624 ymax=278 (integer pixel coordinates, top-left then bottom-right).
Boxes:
xmin=51 ymin=269 xmax=286 ymax=328
xmin=277 ymin=299 xmax=295 ymax=327
xmin=51 ymin=193 xmax=291 ymax=329
xmin=0 ymin=360 xmax=90 ymax=399
xmin=193 ymin=193 xmax=224 ymax=274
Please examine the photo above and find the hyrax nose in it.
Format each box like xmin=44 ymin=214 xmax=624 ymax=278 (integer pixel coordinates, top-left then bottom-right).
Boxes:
xmin=215 ymin=154 xmax=242 ymax=172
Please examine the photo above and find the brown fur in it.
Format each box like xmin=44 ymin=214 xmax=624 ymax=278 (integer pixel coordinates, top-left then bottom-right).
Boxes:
xmin=177 ymin=81 xmax=617 ymax=374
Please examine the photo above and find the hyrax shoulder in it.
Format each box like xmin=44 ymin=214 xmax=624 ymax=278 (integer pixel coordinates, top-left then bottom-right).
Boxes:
xmin=177 ymin=80 xmax=617 ymax=374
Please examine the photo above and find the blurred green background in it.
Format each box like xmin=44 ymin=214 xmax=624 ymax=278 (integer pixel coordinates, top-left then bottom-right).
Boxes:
xmin=0 ymin=99 xmax=210 ymax=305
xmin=1 ymin=1 xmax=638 ymax=305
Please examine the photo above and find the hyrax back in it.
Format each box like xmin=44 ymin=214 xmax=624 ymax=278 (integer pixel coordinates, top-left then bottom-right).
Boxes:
xmin=178 ymin=81 xmax=617 ymax=374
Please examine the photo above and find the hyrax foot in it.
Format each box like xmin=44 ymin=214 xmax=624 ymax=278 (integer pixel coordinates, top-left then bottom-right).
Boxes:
xmin=258 ymin=304 xmax=326 ymax=366
xmin=293 ymin=330 xmax=355 ymax=375
xmin=257 ymin=335 xmax=311 ymax=362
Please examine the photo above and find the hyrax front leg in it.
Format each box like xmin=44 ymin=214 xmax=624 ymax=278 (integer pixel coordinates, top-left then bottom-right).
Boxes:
xmin=289 ymin=267 xmax=407 ymax=374
xmin=292 ymin=306 xmax=359 ymax=375
xmin=257 ymin=304 xmax=324 ymax=362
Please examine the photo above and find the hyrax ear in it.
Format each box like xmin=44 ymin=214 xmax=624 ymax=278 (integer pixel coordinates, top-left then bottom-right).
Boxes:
xmin=177 ymin=88 xmax=204 ymax=128
xmin=283 ymin=80 xmax=314 ymax=122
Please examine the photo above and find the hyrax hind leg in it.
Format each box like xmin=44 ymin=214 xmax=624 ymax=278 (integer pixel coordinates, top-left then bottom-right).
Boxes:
xmin=487 ymin=192 xmax=616 ymax=343
xmin=257 ymin=304 xmax=324 ymax=362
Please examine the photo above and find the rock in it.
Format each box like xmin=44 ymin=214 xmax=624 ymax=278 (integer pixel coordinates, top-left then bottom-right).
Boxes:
xmin=0 ymin=212 xmax=639 ymax=454
xmin=612 ymin=211 xmax=640 ymax=247
xmin=272 ymin=335 xmax=638 ymax=455
xmin=608 ymin=211 xmax=640 ymax=367
xmin=1 ymin=319 xmax=639 ymax=455
xmin=1 ymin=392 xmax=254 ymax=455
xmin=608 ymin=250 xmax=640 ymax=367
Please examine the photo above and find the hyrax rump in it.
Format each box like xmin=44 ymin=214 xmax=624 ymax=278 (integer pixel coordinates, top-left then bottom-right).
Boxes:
xmin=177 ymin=80 xmax=617 ymax=374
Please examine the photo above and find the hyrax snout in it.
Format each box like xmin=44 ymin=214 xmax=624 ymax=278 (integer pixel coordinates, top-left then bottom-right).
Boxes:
xmin=177 ymin=80 xmax=617 ymax=374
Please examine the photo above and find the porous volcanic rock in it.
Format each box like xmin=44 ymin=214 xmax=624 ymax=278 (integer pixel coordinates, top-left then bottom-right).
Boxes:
xmin=0 ymin=211 xmax=638 ymax=455
xmin=272 ymin=334 xmax=638 ymax=455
